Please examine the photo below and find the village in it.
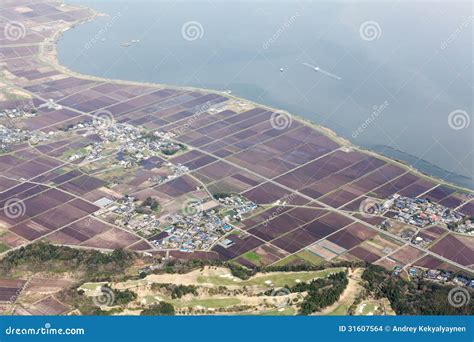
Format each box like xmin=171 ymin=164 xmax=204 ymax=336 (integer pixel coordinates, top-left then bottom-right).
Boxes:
xmin=0 ymin=124 xmax=51 ymax=152
xmin=148 ymin=162 xmax=190 ymax=186
xmin=0 ymin=104 xmax=37 ymax=120
xmin=66 ymin=118 xmax=185 ymax=165
xmin=152 ymin=195 xmax=257 ymax=251
xmin=382 ymin=194 xmax=473 ymax=234
xmin=405 ymin=266 xmax=474 ymax=290
xmin=91 ymin=190 xmax=257 ymax=251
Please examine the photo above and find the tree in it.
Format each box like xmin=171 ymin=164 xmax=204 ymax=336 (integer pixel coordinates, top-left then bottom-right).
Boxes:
xmin=141 ymin=302 xmax=175 ymax=316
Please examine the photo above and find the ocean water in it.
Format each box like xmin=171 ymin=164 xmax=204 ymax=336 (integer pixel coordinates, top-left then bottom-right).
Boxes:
xmin=58 ymin=1 xmax=473 ymax=189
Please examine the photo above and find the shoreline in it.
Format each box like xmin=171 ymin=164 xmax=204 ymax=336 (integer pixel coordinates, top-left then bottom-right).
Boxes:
xmin=36 ymin=1 xmax=473 ymax=194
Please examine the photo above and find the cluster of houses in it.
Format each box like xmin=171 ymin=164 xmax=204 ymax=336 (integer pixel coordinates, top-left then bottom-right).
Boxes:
xmin=123 ymin=212 xmax=161 ymax=237
xmin=148 ymin=162 xmax=190 ymax=185
xmin=407 ymin=267 xmax=474 ymax=289
xmin=67 ymin=120 xmax=185 ymax=166
xmin=448 ymin=218 xmax=474 ymax=235
xmin=217 ymin=195 xmax=258 ymax=221
xmin=0 ymin=105 xmax=37 ymax=120
xmin=152 ymin=195 xmax=257 ymax=252
xmin=383 ymin=194 xmax=467 ymax=229
xmin=94 ymin=195 xmax=161 ymax=237
xmin=84 ymin=142 xmax=103 ymax=162
xmin=153 ymin=210 xmax=224 ymax=251
xmin=410 ymin=234 xmax=432 ymax=248
xmin=0 ymin=124 xmax=50 ymax=152
xmin=66 ymin=119 xmax=96 ymax=131
xmin=112 ymin=196 xmax=160 ymax=234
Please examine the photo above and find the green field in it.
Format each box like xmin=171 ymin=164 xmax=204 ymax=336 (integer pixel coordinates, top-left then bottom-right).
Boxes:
xmin=197 ymin=268 xmax=345 ymax=287
xmin=79 ymin=282 xmax=107 ymax=291
xmin=242 ymin=251 xmax=261 ymax=265
xmin=0 ymin=243 xmax=10 ymax=253
xmin=295 ymin=250 xmax=325 ymax=265
xmin=359 ymin=303 xmax=377 ymax=315
xmin=143 ymin=295 xmax=159 ymax=305
xmin=144 ymin=294 xmax=241 ymax=309
xmin=255 ymin=307 xmax=296 ymax=316
xmin=271 ymin=255 xmax=300 ymax=267
xmin=174 ymin=297 xmax=240 ymax=308
xmin=328 ymin=304 xmax=348 ymax=315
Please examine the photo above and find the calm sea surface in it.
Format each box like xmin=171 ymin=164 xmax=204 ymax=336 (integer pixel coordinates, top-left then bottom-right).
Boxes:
xmin=58 ymin=1 xmax=473 ymax=189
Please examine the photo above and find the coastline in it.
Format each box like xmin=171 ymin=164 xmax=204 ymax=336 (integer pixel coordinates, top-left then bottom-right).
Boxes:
xmin=32 ymin=1 xmax=473 ymax=194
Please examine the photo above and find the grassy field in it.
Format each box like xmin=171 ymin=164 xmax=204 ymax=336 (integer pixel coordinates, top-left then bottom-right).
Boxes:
xmin=0 ymin=243 xmax=10 ymax=253
xmin=173 ymin=298 xmax=241 ymax=308
xmin=295 ymin=250 xmax=325 ymax=265
xmin=271 ymin=255 xmax=301 ymax=267
xmin=360 ymin=303 xmax=377 ymax=315
xmin=142 ymin=294 xmax=240 ymax=309
xmin=255 ymin=307 xmax=296 ymax=316
xmin=79 ymin=282 xmax=107 ymax=291
xmin=143 ymin=295 xmax=159 ymax=305
xmin=328 ymin=304 xmax=349 ymax=315
xmin=197 ymin=267 xmax=345 ymax=287
xmin=242 ymin=251 xmax=261 ymax=265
